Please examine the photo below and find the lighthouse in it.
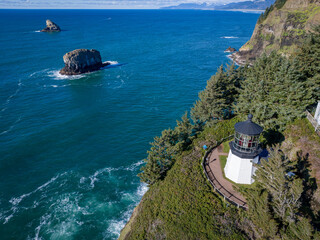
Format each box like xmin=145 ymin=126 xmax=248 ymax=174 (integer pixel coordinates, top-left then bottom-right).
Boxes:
xmin=224 ymin=114 xmax=263 ymax=184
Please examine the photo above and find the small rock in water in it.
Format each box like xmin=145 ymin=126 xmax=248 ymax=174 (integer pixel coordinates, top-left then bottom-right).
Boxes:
xmin=41 ymin=19 xmax=61 ymax=32
xmin=225 ymin=47 xmax=237 ymax=53
xmin=59 ymin=49 xmax=110 ymax=75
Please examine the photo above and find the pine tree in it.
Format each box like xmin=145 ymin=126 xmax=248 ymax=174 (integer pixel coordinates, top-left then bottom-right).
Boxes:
xmin=294 ymin=26 xmax=320 ymax=101
xmin=255 ymin=146 xmax=303 ymax=224
xmin=235 ymin=51 xmax=314 ymax=130
xmin=139 ymin=128 xmax=179 ymax=185
xmin=191 ymin=64 xmax=241 ymax=123
xmin=139 ymin=113 xmax=195 ymax=185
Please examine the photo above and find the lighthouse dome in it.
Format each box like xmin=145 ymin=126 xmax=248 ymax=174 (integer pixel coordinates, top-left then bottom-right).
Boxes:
xmin=234 ymin=114 xmax=263 ymax=136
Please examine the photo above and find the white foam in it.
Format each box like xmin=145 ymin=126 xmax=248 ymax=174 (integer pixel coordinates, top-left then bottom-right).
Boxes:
xmin=227 ymin=54 xmax=240 ymax=66
xmin=83 ymin=161 xmax=144 ymax=188
xmin=106 ymin=210 xmax=132 ymax=239
xmin=34 ymin=30 xmax=41 ymax=33
xmin=136 ymin=183 xmax=148 ymax=197
xmin=48 ymin=70 xmax=85 ymax=80
xmin=7 ymin=172 xmax=66 ymax=216
xmin=123 ymin=160 xmax=144 ymax=171
xmin=105 ymin=182 xmax=148 ymax=239
xmin=2 ymin=173 xmax=64 ymax=224
xmin=221 ymin=36 xmax=239 ymax=39
xmin=29 ymin=69 xmax=51 ymax=78
xmin=104 ymin=61 xmax=119 ymax=65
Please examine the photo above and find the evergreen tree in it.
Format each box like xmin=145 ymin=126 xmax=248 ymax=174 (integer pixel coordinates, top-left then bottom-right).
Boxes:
xmin=256 ymin=147 xmax=303 ymax=224
xmin=235 ymin=52 xmax=314 ymax=130
xmin=294 ymin=26 xmax=320 ymax=101
xmin=191 ymin=64 xmax=241 ymax=123
xmin=245 ymin=145 xmax=318 ymax=239
xmin=139 ymin=128 xmax=179 ymax=184
xmin=139 ymin=113 xmax=195 ymax=185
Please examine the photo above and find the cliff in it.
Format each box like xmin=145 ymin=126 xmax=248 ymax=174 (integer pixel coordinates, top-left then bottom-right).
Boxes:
xmin=231 ymin=0 xmax=320 ymax=64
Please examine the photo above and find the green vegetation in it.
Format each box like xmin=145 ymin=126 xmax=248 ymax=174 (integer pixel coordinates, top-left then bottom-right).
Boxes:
xmin=190 ymin=64 xmax=242 ymax=123
xmin=242 ymin=145 xmax=320 ymax=239
xmin=219 ymin=155 xmax=227 ymax=170
xmin=121 ymin=16 xmax=320 ymax=240
xmin=222 ymin=141 xmax=230 ymax=153
xmin=257 ymin=0 xmax=287 ymax=24
xmin=139 ymin=27 xmax=320 ymax=186
xmin=122 ymin=120 xmax=247 ymax=239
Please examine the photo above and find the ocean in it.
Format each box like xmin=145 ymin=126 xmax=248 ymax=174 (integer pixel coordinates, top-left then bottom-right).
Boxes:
xmin=0 ymin=9 xmax=259 ymax=239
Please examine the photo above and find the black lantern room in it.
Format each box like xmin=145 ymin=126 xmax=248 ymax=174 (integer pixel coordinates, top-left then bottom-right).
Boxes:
xmin=230 ymin=114 xmax=263 ymax=158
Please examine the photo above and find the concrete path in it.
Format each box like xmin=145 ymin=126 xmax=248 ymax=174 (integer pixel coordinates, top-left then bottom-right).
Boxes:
xmin=204 ymin=145 xmax=248 ymax=209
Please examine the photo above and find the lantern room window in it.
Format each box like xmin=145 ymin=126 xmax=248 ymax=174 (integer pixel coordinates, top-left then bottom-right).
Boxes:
xmin=233 ymin=132 xmax=259 ymax=153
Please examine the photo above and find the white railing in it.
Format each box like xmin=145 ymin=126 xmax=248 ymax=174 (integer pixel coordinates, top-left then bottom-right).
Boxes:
xmin=306 ymin=111 xmax=320 ymax=134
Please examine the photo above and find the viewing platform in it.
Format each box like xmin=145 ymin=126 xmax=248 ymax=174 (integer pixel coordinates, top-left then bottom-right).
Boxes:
xmin=202 ymin=142 xmax=248 ymax=209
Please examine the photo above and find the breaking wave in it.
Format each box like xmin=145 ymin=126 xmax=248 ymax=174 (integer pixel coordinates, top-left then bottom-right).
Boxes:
xmin=221 ymin=36 xmax=239 ymax=39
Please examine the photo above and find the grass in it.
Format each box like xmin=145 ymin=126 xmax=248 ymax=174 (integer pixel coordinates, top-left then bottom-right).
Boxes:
xmin=222 ymin=141 xmax=231 ymax=153
xmin=219 ymin=155 xmax=227 ymax=170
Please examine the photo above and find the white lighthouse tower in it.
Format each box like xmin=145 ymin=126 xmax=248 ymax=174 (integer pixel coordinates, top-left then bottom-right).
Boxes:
xmin=224 ymin=114 xmax=263 ymax=184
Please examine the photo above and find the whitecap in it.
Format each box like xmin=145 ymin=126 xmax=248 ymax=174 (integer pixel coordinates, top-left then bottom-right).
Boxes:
xmin=227 ymin=54 xmax=240 ymax=66
xmin=104 ymin=61 xmax=118 ymax=65
xmin=105 ymin=183 xmax=148 ymax=239
xmin=221 ymin=36 xmax=239 ymax=39
xmin=9 ymin=173 xmax=64 ymax=207
xmin=87 ymin=167 xmax=113 ymax=188
xmin=29 ymin=69 xmax=51 ymax=78
xmin=81 ymin=161 xmax=144 ymax=189
xmin=106 ymin=211 xmax=131 ymax=239
xmin=34 ymin=30 xmax=41 ymax=33
xmin=136 ymin=183 xmax=148 ymax=197
xmin=123 ymin=160 xmax=144 ymax=171
xmin=48 ymin=70 xmax=85 ymax=80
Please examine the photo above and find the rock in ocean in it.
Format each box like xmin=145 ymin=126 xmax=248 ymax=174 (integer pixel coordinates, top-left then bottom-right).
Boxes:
xmin=41 ymin=19 xmax=61 ymax=32
xmin=224 ymin=47 xmax=237 ymax=53
xmin=59 ymin=49 xmax=110 ymax=75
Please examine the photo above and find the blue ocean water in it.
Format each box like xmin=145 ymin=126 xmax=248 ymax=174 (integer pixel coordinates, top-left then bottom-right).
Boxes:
xmin=0 ymin=10 xmax=259 ymax=239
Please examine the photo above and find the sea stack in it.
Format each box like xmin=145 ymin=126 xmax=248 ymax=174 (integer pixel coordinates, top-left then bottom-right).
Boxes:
xmin=225 ymin=47 xmax=237 ymax=53
xmin=59 ymin=49 xmax=110 ymax=75
xmin=41 ymin=19 xmax=61 ymax=32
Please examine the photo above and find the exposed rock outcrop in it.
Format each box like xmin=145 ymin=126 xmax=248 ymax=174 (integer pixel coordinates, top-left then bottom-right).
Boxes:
xmin=59 ymin=49 xmax=110 ymax=75
xmin=41 ymin=19 xmax=61 ymax=32
xmin=224 ymin=47 xmax=237 ymax=53
xmin=231 ymin=0 xmax=320 ymax=65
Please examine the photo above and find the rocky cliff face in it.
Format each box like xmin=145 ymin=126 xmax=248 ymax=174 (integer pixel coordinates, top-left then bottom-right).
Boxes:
xmin=59 ymin=49 xmax=109 ymax=75
xmin=231 ymin=0 xmax=320 ymax=64
xmin=41 ymin=19 xmax=61 ymax=32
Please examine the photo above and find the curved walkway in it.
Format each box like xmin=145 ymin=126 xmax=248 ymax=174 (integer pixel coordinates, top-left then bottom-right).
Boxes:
xmin=203 ymin=145 xmax=248 ymax=209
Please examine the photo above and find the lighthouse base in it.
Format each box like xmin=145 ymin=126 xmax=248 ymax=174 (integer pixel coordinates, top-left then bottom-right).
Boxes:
xmin=224 ymin=151 xmax=259 ymax=184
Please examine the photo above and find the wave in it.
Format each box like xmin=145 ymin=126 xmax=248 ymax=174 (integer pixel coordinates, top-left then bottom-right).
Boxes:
xmin=106 ymin=182 xmax=148 ymax=238
xmin=9 ymin=173 xmax=65 ymax=207
xmin=101 ymin=61 xmax=127 ymax=70
xmin=43 ymin=84 xmax=72 ymax=88
xmin=32 ymin=192 xmax=86 ymax=240
xmin=1 ymin=173 xmax=67 ymax=224
xmin=0 ymin=79 xmax=22 ymax=117
xmin=34 ymin=30 xmax=41 ymax=33
xmin=48 ymin=70 xmax=86 ymax=80
xmin=226 ymin=54 xmax=240 ymax=66
xmin=81 ymin=160 xmax=144 ymax=189
xmin=221 ymin=36 xmax=239 ymax=39
xmin=0 ymin=116 xmax=22 ymax=136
